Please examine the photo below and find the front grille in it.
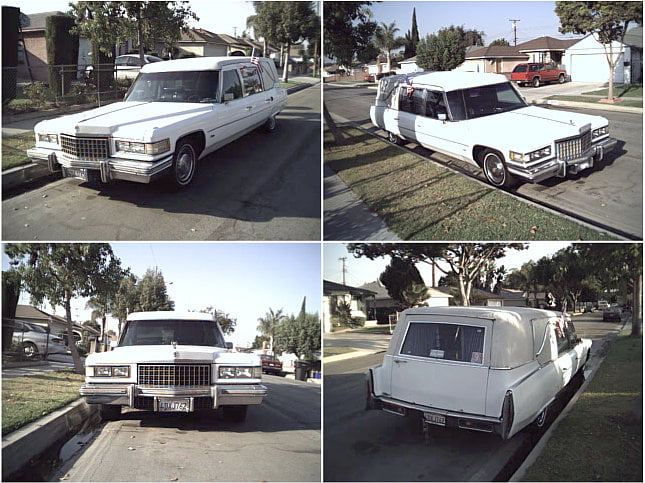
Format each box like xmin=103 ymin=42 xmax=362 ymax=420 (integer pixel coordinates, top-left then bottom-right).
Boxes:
xmin=556 ymin=130 xmax=592 ymax=161
xmin=60 ymin=134 xmax=109 ymax=160
xmin=138 ymin=364 xmax=211 ymax=388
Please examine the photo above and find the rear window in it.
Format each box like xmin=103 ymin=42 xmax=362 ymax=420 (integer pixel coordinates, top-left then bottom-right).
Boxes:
xmin=400 ymin=322 xmax=486 ymax=364
xmin=512 ymin=64 xmax=527 ymax=73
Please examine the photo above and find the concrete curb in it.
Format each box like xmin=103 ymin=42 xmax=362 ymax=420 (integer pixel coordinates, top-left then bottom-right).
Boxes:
xmin=534 ymin=98 xmax=642 ymax=113
xmin=2 ymin=399 xmax=98 ymax=480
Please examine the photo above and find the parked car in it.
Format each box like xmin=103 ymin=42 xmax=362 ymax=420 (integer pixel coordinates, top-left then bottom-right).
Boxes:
xmin=260 ymin=354 xmax=283 ymax=375
xmin=366 ymin=306 xmax=591 ymax=440
xmin=80 ymin=311 xmax=267 ymax=421
xmin=28 ymin=56 xmax=288 ymax=189
xmin=370 ymin=72 xmax=617 ymax=188
xmin=510 ymin=62 xmax=567 ymax=87
xmin=11 ymin=321 xmax=68 ymax=359
xmin=85 ymin=54 xmax=164 ymax=82
xmin=622 ymin=305 xmax=632 ymax=313
xmin=603 ymin=305 xmax=622 ymax=322
xmin=597 ymin=300 xmax=609 ymax=309
xmin=364 ymin=74 xmax=375 ymax=82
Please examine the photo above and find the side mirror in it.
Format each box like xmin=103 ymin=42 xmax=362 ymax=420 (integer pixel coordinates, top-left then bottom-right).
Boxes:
xmin=438 ymin=113 xmax=447 ymax=121
xmin=224 ymin=93 xmax=234 ymax=102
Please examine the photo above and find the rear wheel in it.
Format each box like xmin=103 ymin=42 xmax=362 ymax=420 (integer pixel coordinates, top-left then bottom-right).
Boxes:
xmin=99 ymin=404 xmax=122 ymax=421
xmin=222 ymin=405 xmax=248 ymax=422
xmin=264 ymin=115 xmax=277 ymax=132
xmin=558 ymin=73 xmax=565 ymax=84
xmin=22 ymin=342 xmax=38 ymax=359
xmin=387 ymin=131 xmax=402 ymax=145
xmin=532 ymin=77 xmax=541 ymax=88
xmin=482 ymin=149 xmax=516 ymax=189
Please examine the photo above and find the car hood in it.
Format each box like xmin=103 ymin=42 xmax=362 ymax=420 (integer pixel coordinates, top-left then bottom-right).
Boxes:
xmin=85 ymin=345 xmax=260 ymax=365
xmin=466 ymin=105 xmax=606 ymax=152
xmin=35 ymin=102 xmax=213 ymax=140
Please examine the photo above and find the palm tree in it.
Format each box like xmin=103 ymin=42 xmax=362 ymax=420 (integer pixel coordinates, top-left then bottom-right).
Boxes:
xmin=374 ymin=22 xmax=402 ymax=73
xmin=86 ymin=296 xmax=110 ymax=351
xmin=257 ymin=308 xmax=284 ymax=354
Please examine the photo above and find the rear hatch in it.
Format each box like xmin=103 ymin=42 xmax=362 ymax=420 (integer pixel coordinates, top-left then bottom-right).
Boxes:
xmin=389 ymin=315 xmax=492 ymax=415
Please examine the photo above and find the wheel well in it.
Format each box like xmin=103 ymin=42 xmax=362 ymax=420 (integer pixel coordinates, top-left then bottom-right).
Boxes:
xmin=472 ymin=145 xmax=496 ymax=167
xmin=176 ymin=131 xmax=205 ymax=158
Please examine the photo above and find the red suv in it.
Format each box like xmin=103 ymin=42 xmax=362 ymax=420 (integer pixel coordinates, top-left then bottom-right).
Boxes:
xmin=260 ymin=354 xmax=283 ymax=375
xmin=511 ymin=63 xmax=567 ymax=88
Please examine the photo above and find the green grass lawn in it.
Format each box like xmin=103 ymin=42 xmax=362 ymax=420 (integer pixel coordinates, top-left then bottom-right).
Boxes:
xmin=281 ymin=81 xmax=304 ymax=90
xmin=2 ymin=370 xmax=85 ymax=436
xmin=522 ymin=330 xmax=642 ymax=481
xmin=324 ymin=126 xmax=614 ymax=240
xmin=2 ymin=131 xmax=35 ymax=171
xmin=323 ymin=346 xmax=358 ymax=357
xmin=546 ymin=95 xmax=642 ymax=108
xmin=582 ymin=84 xmax=643 ymax=98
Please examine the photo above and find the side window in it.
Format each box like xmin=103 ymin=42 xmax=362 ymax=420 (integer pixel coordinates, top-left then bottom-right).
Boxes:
xmin=530 ymin=64 xmax=539 ymax=72
xmin=554 ymin=318 xmax=570 ymax=355
xmin=425 ymin=90 xmax=448 ymax=120
xmin=399 ymin=88 xmax=424 ymax=115
xmin=400 ymin=322 xmax=485 ymax=364
xmin=221 ymin=70 xmax=243 ymax=101
xmin=241 ymin=66 xmax=264 ymax=96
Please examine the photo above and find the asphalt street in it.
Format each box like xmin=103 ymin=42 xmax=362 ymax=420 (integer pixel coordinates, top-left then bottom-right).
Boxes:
xmin=2 ymin=85 xmax=321 ymax=241
xmin=323 ymin=84 xmax=642 ymax=238
xmin=52 ymin=374 xmax=321 ymax=482
xmin=322 ymin=312 xmax=622 ymax=482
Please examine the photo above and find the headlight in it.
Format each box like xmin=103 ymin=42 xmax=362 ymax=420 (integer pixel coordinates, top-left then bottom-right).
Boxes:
xmin=37 ymin=133 xmax=58 ymax=144
xmin=592 ymin=126 xmax=608 ymax=138
xmin=509 ymin=146 xmax=551 ymax=163
xmin=218 ymin=366 xmax=262 ymax=379
xmin=115 ymin=138 xmax=170 ymax=155
xmin=89 ymin=366 xmax=130 ymax=377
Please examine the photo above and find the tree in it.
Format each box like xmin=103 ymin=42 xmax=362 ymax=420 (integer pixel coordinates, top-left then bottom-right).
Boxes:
xmin=379 ymin=257 xmax=429 ymax=308
xmin=257 ymin=308 xmax=284 ymax=353
xmin=490 ymin=38 xmax=510 ymax=46
xmin=347 ymin=243 xmax=526 ymax=306
xmin=403 ymin=7 xmax=420 ymax=58
xmin=2 ymin=270 xmax=21 ymax=350
xmin=112 ymin=273 xmax=139 ymax=336
xmin=199 ymin=306 xmax=237 ymax=334
xmin=45 ymin=15 xmax=79 ymax=98
xmin=417 ymin=27 xmax=465 ymax=71
xmin=555 ymin=1 xmax=643 ymax=101
xmin=137 ymin=268 xmax=174 ymax=311
xmin=251 ymin=334 xmax=269 ymax=349
xmin=374 ymin=22 xmax=402 ymax=72
xmin=323 ymin=1 xmax=375 ymax=68
xmin=5 ymin=243 xmax=124 ymax=374
xmin=274 ymin=312 xmax=320 ymax=360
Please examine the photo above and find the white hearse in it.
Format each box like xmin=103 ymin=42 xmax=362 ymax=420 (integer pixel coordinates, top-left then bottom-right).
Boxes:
xmin=366 ymin=306 xmax=591 ymax=439
xmin=28 ymin=56 xmax=287 ymax=188
xmin=80 ymin=311 xmax=266 ymax=421
xmin=369 ymin=72 xmax=617 ymax=188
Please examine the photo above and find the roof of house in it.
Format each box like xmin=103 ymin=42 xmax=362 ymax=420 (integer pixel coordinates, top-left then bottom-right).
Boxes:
xmin=324 ymin=280 xmax=376 ymax=296
xmin=400 ymin=56 xmax=418 ymax=64
xmin=359 ymin=281 xmax=453 ymax=301
xmin=21 ymin=11 xmax=67 ymax=31
xmin=15 ymin=304 xmax=67 ymax=324
xmin=624 ymin=26 xmax=643 ymax=49
xmin=179 ymin=28 xmax=228 ymax=44
xmin=516 ymin=36 xmax=579 ymax=52
xmin=466 ymin=45 xmax=529 ymax=59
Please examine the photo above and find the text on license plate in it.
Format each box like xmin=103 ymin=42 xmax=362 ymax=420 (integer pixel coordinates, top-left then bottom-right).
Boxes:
xmin=424 ymin=412 xmax=446 ymax=426
xmin=157 ymin=398 xmax=191 ymax=412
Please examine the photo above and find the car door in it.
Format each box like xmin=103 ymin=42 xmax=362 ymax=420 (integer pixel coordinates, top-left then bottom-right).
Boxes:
xmin=394 ymin=86 xmax=424 ymax=142
xmin=552 ymin=317 xmax=577 ymax=388
xmin=389 ymin=318 xmax=491 ymax=415
xmin=207 ymin=67 xmax=249 ymax=151
xmin=239 ymin=63 xmax=273 ymax=129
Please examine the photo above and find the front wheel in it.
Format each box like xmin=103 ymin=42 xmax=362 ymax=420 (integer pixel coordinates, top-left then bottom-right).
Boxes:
xmin=22 ymin=342 xmax=38 ymax=359
xmin=222 ymin=405 xmax=248 ymax=422
xmin=482 ymin=149 xmax=516 ymax=189
xmin=99 ymin=404 xmax=122 ymax=421
xmin=533 ymin=406 xmax=548 ymax=428
xmin=170 ymin=140 xmax=197 ymax=188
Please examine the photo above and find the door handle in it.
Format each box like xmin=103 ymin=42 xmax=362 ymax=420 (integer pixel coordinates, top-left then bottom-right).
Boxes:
xmin=393 ymin=117 xmax=399 ymax=121
xmin=394 ymin=359 xmax=407 ymax=364
xmin=265 ymin=97 xmax=273 ymax=102
xmin=245 ymin=106 xmax=253 ymax=111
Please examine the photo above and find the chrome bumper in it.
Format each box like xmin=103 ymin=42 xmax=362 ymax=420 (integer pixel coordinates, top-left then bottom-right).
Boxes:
xmin=80 ymin=383 xmax=268 ymax=408
xmin=27 ymin=147 xmax=173 ymax=184
xmin=507 ymin=136 xmax=618 ymax=183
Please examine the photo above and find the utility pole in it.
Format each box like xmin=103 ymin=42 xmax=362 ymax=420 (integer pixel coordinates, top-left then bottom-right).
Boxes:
xmin=233 ymin=26 xmax=237 ymax=38
xmin=339 ymin=257 xmax=347 ymax=285
xmin=508 ymin=19 xmax=520 ymax=46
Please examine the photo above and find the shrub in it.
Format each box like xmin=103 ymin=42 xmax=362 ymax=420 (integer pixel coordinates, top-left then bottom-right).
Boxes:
xmin=23 ymin=82 xmax=55 ymax=105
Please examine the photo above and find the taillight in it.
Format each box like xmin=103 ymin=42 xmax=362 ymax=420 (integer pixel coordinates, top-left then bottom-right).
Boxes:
xmin=501 ymin=390 xmax=514 ymax=439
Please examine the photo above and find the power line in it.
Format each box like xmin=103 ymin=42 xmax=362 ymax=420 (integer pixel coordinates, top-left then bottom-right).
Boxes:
xmin=338 ymin=257 xmax=347 ymax=285
xmin=508 ymin=19 xmax=521 ymax=46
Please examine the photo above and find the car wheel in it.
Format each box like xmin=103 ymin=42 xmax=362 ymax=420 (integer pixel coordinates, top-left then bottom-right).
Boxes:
xmin=22 ymin=342 xmax=38 ymax=359
xmin=387 ymin=131 xmax=402 ymax=145
xmin=558 ymin=74 xmax=565 ymax=84
xmin=264 ymin=115 xmax=277 ymax=133
xmin=170 ymin=140 xmax=197 ymax=188
xmin=532 ymin=77 xmax=541 ymax=88
xmin=533 ymin=406 xmax=548 ymax=428
xmin=99 ymin=404 xmax=122 ymax=421
xmin=482 ymin=149 xmax=516 ymax=189
xmin=222 ymin=405 xmax=248 ymax=422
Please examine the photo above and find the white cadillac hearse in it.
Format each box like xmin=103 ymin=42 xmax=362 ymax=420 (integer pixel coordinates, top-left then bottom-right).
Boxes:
xmin=370 ymin=72 xmax=617 ymax=188
xmin=80 ymin=311 xmax=266 ymax=421
xmin=28 ymin=56 xmax=287 ymax=188
xmin=366 ymin=306 xmax=591 ymax=439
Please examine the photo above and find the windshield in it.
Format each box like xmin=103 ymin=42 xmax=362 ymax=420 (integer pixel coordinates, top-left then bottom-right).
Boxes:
xmin=125 ymin=70 xmax=220 ymax=103
xmin=446 ymin=82 xmax=526 ymax=120
xmin=120 ymin=319 xmax=226 ymax=347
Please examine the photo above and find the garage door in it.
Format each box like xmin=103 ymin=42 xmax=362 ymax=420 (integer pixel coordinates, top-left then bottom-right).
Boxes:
xmin=570 ymin=53 xmax=622 ymax=82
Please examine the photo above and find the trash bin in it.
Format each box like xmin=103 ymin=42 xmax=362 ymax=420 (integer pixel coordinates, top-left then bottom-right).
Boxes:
xmin=294 ymin=360 xmax=311 ymax=381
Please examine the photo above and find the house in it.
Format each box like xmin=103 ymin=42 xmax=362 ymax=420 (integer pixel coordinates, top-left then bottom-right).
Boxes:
xmin=323 ymin=280 xmax=376 ymax=332
xmin=476 ymin=288 xmax=528 ymax=307
xmin=177 ymin=28 xmax=231 ymax=57
xmin=624 ymin=26 xmax=643 ymax=84
xmin=516 ymin=36 xmax=579 ymax=66
xmin=13 ymin=304 xmax=99 ymax=344
xmin=398 ymin=56 xmax=423 ymax=74
xmin=458 ymin=45 xmax=529 ymax=74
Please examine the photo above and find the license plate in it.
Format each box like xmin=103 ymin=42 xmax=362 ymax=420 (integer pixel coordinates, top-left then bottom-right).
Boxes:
xmin=157 ymin=398 xmax=191 ymax=413
xmin=424 ymin=412 xmax=446 ymax=426
xmin=63 ymin=167 xmax=89 ymax=181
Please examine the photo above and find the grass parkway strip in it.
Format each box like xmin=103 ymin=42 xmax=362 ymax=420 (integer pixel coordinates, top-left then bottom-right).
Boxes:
xmin=324 ymin=126 xmax=614 ymax=241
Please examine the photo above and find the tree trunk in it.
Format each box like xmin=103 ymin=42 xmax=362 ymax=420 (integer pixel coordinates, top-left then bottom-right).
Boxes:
xmin=65 ymin=295 xmax=84 ymax=374
xmin=313 ymin=38 xmax=318 ymax=77
xmin=137 ymin=9 xmax=145 ymax=66
xmin=100 ymin=314 xmax=107 ymax=352
xmin=282 ymin=42 xmax=290 ymax=82
xmin=631 ymin=273 xmax=642 ymax=337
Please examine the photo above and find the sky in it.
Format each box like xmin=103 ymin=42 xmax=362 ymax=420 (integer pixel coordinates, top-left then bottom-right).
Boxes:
xmin=323 ymin=242 xmax=571 ymax=289
xmin=2 ymin=243 xmax=322 ymax=348
xmin=367 ymin=1 xmax=584 ymax=46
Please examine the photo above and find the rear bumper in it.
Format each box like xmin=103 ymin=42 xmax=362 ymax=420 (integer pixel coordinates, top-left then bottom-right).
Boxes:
xmin=27 ymin=147 xmax=173 ymax=184
xmin=80 ymin=383 xmax=268 ymax=408
xmin=507 ymin=136 xmax=618 ymax=183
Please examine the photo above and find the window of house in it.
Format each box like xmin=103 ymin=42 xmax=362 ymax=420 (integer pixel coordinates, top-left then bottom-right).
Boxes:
xmin=17 ymin=40 xmax=25 ymax=65
xmin=400 ymin=322 xmax=486 ymax=364
xmin=221 ymin=69 xmax=243 ymax=100
xmin=241 ymin=66 xmax=263 ymax=96
xmin=399 ymin=88 xmax=425 ymax=115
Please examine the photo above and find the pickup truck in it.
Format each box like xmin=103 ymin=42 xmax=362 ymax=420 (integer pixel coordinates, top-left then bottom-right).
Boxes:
xmin=511 ymin=63 xmax=567 ymax=88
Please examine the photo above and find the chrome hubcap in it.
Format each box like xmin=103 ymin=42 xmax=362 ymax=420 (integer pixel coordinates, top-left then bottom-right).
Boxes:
xmin=484 ymin=153 xmax=505 ymax=185
xmin=176 ymin=146 xmax=195 ymax=183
